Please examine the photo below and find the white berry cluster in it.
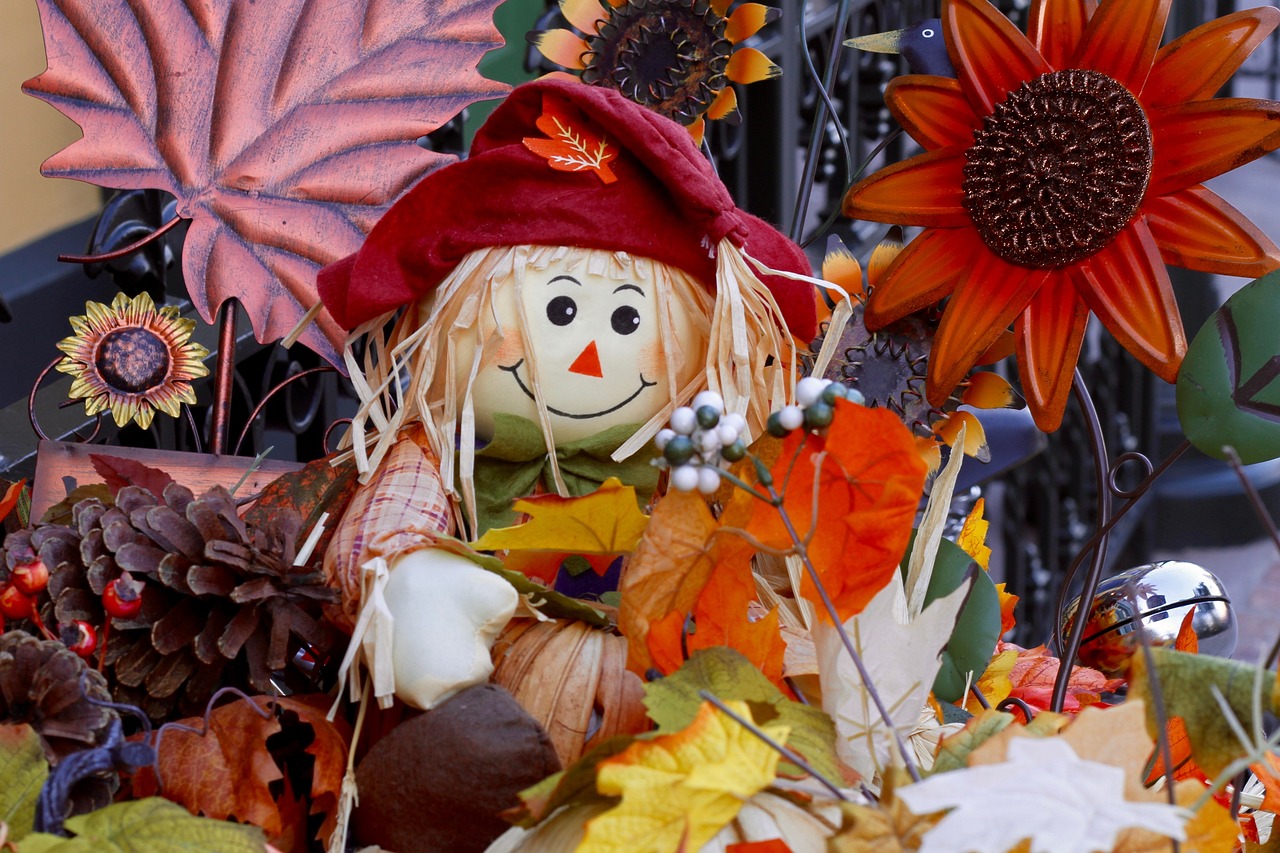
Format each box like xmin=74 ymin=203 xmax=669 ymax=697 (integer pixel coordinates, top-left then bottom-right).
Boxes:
xmin=654 ymin=391 xmax=746 ymax=494
xmin=655 ymin=380 xmax=866 ymax=493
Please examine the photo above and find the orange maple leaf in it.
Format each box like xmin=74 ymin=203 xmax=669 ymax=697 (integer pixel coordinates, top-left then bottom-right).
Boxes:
xmin=1002 ymin=643 xmax=1123 ymax=718
xmin=1146 ymin=716 xmax=1209 ymax=786
xmin=744 ymin=400 xmax=927 ymax=622
xmin=1175 ymin=608 xmax=1199 ymax=653
xmin=523 ymin=97 xmax=617 ymax=184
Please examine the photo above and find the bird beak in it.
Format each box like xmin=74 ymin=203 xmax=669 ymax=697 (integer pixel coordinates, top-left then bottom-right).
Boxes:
xmin=844 ymin=28 xmax=906 ymax=55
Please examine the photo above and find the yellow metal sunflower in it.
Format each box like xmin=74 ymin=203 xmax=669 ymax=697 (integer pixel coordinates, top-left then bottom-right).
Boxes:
xmin=56 ymin=292 xmax=209 ymax=430
xmin=529 ymin=0 xmax=781 ymax=143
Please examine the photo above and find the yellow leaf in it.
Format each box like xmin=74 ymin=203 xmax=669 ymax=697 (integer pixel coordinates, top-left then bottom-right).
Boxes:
xmin=957 ymin=497 xmax=991 ymax=570
xmin=963 ymin=648 xmax=1017 ymax=714
xmin=577 ymin=700 xmax=787 ymax=853
xmin=472 ymin=477 xmax=649 ymax=555
xmin=1113 ymin=779 xmax=1238 ymax=853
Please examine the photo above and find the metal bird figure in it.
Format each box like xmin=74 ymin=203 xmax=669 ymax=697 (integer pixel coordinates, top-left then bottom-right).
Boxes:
xmin=845 ymin=18 xmax=955 ymax=78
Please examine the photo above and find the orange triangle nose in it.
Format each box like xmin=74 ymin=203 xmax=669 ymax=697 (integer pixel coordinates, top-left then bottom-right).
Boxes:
xmin=568 ymin=340 xmax=604 ymax=377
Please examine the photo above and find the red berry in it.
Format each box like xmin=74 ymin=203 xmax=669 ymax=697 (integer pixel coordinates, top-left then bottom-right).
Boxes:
xmin=0 ymin=585 xmax=33 ymax=619
xmin=103 ymin=574 xmax=143 ymax=619
xmin=63 ymin=621 xmax=97 ymax=658
xmin=11 ymin=558 xmax=49 ymax=596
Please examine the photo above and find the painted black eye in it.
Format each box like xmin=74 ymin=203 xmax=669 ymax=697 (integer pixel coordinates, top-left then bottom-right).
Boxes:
xmin=611 ymin=305 xmax=641 ymax=335
xmin=547 ymin=295 xmax=577 ymax=326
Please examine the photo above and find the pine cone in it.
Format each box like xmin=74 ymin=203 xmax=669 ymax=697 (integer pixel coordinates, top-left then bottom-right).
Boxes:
xmin=0 ymin=632 xmax=115 ymax=763
xmin=14 ymin=483 xmax=340 ymax=722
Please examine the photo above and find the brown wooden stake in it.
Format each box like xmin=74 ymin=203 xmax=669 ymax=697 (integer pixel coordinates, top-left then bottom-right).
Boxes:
xmin=210 ymin=302 xmax=237 ymax=456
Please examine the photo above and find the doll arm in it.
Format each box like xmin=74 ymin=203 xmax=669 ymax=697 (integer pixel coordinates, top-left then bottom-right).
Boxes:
xmin=325 ymin=428 xmax=517 ymax=710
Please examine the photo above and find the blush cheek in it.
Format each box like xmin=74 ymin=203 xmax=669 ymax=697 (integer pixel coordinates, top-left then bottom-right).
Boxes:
xmin=490 ymin=331 xmax=526 ymax=367
xmin=635 ymin=340 xmax=665 ymax=376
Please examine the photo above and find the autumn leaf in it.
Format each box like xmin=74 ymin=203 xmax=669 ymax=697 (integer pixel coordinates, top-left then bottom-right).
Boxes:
xmin=1131 ymin=647 xmax=1277 ymax=778
xmin=897 ymin=735 xmax=1187 ymax=853
xmin=829 ymin=769 xmax=941 ymax=853
xmin=647 ymin=553 xmax=787 ymax=685
xmin=24 ymin=0 xmax=508 ymax=365
xmin=16 ymin=797 xmax=266 ymax=852
xmin=1003 ymin=643 xmax=1123 ymax=717
xmin=578 ymin=700 xmax=786 ymax=853
xmin=961 ymin=648 xmax=1017 ymax=715
xmin=89 ymin=453 xmax=175 ymax=498
xmin=0 ymin=480 xmax=27 ymax=527
xmin=473 ymin=478 xmax=649 ymax=556
xmin=242 ymin=455 xmax=359 ymax=565
xmin=1176 ymin=609 xmax=1199 ymax=653
xmin=131 ymin=695 xmax=349 ymax=846
xmin=641 ymin=647 xmax=841 ymax=784
xmin=995 ymin=583 xmax=1019 ymax=637
xmin=727 ymin=842 xmax=793 ymax=853
xmin=522 ymin=97 xmax=618 ymax=184
xmin=1251 ymin=752 xmax=1280 ymax=813
xmin=0 ymin=725 xmax=48 ymax=843
xmin=817 ymin=574 xmax=970 ymax=786
xmin=932 ymin=706 xmax=1068 ymax=775
xmin=745 ymin=400 xmax=927 ymax=622
xmin=957 ymin=498 xmax=990 ymax=570
xmin=618 ymin=489 xmax=731 ymax=673
xmin=1145 ymin=717 xmax=1207 ymax=786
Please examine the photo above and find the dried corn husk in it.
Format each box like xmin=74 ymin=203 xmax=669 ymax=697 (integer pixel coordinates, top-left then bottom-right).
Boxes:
xmin=492 ymin=618 xmax=648 ymax=767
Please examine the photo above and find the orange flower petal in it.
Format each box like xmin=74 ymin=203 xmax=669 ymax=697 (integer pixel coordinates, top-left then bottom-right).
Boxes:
xmin=866 ymin=226 xmax=904 ymax=291
xmin=706 ymin=86 xmax=738 ymax=122
xmin=961 ymin=370 xmax=1022 ymax=410
xmin=1148 ymin=99 xmax=1280 ymax=196
xmin=559 ymin=0 xmax=604 ymax=34
xmin=711 ymin=0 xmax=731 ymax=16
xmin=1074 ymin=0 xmax=1170 ymax=93
xmin=927 ymin=252 xmax=1051 ymax=406
xmin=842 ymin=148 xmax=971 ymax=227
xmin=726 ymin=3 xmax=775 ymax=44
xmin=975 ymin=330 xmax=1015 ymax=365
xmin=529 ymin=29 xmax=588 ymax=70
xmin=1015 ymin=275 xmax=1088 ymax=432
xmin=944 ymin=0 xmax=1051 ymax=116
xmin=885 ymin=75 xmax=980 ymax=150
xmin=1145 ymin=7 xmax=1280 ymax=108
xmin=822 ymin=235 xmax=864 ymax=297
xmin=687 ymin=116 xmax=706 ymax=148
xmin=1144 ymin=185 xmax=1280 ymax=278
xmin=1026 ymin=0 xmax=1096 ymax=70
xmin=935 ymin=410 xmax=990 ymax=462
xmin=1073 ymin=220 xmax=1184 ymax=383
xmin=725 ymin=47 xmax=780 ymax=85
xmin=864 ymin=227 xmax=979 ymax=327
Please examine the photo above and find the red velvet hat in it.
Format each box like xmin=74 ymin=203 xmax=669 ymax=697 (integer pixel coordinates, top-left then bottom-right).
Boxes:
xmin=318 ymin=77 xmax=816 ymax=342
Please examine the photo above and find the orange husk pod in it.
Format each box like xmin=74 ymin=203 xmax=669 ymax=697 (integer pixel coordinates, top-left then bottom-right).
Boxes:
xmin=491 ymin=618 xmax=648 ymax=767
xmin=322 ymin=425 xmax=454 ymax=632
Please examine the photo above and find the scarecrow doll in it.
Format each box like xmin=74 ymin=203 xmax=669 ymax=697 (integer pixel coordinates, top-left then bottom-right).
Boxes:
xmin=317 ymin=77 xmax=818 ymax=713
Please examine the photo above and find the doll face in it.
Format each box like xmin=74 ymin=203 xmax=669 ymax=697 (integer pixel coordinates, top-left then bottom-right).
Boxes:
xmin=461 ymin=256 xmax=701 ymax=445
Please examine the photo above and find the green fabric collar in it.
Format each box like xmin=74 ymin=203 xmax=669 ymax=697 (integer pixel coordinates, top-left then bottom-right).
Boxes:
xmin=467 ymin=412 xmax=657 ymax=536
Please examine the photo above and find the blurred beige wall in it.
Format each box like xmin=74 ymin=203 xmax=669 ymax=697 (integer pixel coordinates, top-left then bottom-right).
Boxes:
xmin=0 ymin=2 xmax=100 ymax=256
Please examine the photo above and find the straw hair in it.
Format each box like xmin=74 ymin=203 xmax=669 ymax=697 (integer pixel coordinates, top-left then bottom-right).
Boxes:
xmin=339 ymin=243 xmax=801 ymax=535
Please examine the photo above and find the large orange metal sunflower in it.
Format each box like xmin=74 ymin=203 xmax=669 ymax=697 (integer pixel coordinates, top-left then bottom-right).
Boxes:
xmin=844 ymin=0 xmax=1280 ymax=431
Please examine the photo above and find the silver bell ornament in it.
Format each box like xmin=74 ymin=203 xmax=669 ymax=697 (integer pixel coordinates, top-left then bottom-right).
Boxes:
xmin=1060 ymin=561 xmax=1236 ymax=677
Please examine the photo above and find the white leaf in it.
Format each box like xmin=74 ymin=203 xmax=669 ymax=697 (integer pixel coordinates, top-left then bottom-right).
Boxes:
xmin=816 ymin=576 xmax=970 ymax=787
xmin=903 ymin=422 xmax=965 ymax=618
xmin=897 ymin=738 xmax=1188 ymax=853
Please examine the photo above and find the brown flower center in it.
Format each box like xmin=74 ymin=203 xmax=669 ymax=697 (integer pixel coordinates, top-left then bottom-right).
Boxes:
xmin=582 ymin=0 xmax=732 ymax=125
xmin=962 ymin=70 xmax=1152 ymax=268
xmin=96 ymin=327 xmax=170 ymax=393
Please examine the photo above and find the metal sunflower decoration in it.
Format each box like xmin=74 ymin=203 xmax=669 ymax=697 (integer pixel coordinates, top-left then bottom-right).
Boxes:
xmin=813 ymin=231 xmax=1023 ymax=470
xmin=529 ymin=0 xmax=781 ymax=142
xmin=56 ymin=292 xmax=209 ymax=430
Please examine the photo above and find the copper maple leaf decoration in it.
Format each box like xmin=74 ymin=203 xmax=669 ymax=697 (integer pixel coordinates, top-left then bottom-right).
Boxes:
xmin=23 ymin=0 xmax=509 ymax=366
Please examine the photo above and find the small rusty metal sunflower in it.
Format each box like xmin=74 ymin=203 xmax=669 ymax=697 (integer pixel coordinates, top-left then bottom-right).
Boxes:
xmin=56 ymin=292 xmax=209 ymax=430
xmin=582 ymin=0 xmax=733 ymax=125
xmin=530 ymin=0 xmax=780 ymax=139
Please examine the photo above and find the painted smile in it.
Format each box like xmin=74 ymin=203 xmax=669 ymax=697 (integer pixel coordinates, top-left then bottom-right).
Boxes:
xmin=500 ymin=360 xmax=656 ymax=420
